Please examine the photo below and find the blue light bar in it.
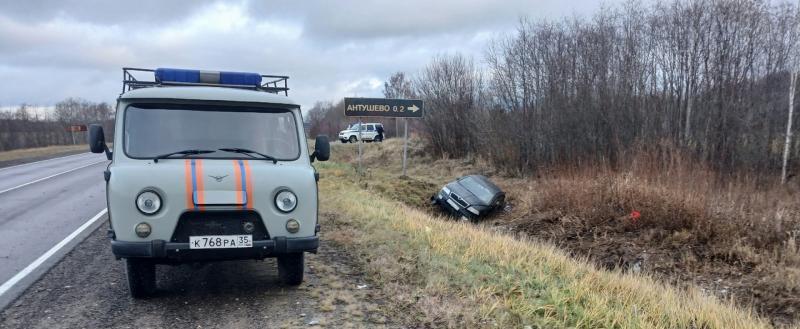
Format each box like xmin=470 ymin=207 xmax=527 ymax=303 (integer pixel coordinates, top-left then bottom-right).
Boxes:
xmin=154 ymin=68 xmax=262 ymax=86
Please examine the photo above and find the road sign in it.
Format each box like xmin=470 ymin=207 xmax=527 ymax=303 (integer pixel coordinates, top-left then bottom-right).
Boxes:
xmin=344 ymin=97 xmax=423 ymax=177
xmin=344 ymin=98 xmax=423 ymax=118
xmin=68 ymin=125 xmax=87 ymax=132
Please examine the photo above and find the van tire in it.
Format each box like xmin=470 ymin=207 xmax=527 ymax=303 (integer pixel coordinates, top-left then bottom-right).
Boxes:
xmin=348 ymin=136 xmax=357 ymax=143
xmin=278 ymin=253 xmax=304 ymax=286
xmin=125 ymin=258 xmax=156 ymax=298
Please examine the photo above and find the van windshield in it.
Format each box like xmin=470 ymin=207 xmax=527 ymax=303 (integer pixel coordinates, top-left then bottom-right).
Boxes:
xmin=124 ymin=104 xmax=300 ymax=160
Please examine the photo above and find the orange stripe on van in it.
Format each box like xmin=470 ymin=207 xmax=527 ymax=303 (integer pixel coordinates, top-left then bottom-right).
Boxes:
xmin=184 ymin=159 xmax=193 ymax=209
xmin=196 ymin=159 xmax=205 ymax=211
xmin=243 ymin=160 xmax=254 ymax=209
xmin=233 ymin=160 xmax=243 ymax=206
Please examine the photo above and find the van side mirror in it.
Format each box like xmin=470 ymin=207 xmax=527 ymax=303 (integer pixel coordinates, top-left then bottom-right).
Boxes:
xmin=88 ymin=124 xmax=112 ymax=160
xmin=311 ymin=135 xmax=330 ymax=162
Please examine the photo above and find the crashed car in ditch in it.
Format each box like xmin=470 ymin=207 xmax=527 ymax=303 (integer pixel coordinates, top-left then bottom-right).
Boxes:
xmin=431 ymin=175 xmax=505 ymax=221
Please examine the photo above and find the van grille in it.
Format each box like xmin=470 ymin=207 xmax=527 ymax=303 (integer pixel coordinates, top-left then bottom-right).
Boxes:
xmin=170 ymin=210 xmax=269 ymax=243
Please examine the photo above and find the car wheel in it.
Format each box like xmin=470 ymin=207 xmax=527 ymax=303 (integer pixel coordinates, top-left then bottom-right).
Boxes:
xmin=278 ymin=253 xmax=304 ymax=286
xmin=125 ymin=258 xmax=156 ymax=298
xmin=348 ymin=136 xmax=357 ymax=143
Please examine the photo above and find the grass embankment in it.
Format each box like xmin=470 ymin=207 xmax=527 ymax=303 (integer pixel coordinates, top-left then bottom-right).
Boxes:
xmin=0 ymin=144 xmax=89 ymax=164
xmin=324 ymin=138 xmax=800 ymax=327
xmin=315 ymin=157 xmax=770 ymax=328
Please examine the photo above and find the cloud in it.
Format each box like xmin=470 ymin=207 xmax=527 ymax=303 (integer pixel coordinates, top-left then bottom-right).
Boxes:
xmin=0 ymin=0 xmax=621 ymax=111
xmin=302 ymin=0 xmax=535 ymax=40
xmin=0 ymin=0 xmax=203 ymax=25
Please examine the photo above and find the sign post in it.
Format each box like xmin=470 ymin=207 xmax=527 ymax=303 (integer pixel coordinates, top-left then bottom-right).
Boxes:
xmin=402 ymin=118 xmax=408 ymax=176
xmin=344 ymin=98 xmax=424 ymax=177
xmin=68 ymin=125 xmax=87 ymax=145
xmin=357 ymin=118 xmax=363 ymax=174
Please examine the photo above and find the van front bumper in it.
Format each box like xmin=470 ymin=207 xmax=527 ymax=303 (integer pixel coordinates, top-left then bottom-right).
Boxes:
xmin=111 ymin=236 xmax=318 ymax=263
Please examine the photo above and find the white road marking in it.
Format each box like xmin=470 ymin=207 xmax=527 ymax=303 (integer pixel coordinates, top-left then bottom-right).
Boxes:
xmin=0 ymin=208 xmax=108 ymax=298
xmin=0 ymin=160 xmax=107 ymax=195
xmin=0 ymin=152 xmax=90 ymax=172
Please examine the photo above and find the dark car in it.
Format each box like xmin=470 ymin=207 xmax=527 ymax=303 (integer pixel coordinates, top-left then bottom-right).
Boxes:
xmin=431 ymin=175 xmax=505 ymax=221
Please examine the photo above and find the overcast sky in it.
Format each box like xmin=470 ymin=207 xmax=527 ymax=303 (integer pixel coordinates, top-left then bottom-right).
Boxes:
xmin=0 ymin=0 xmax=621 ymax=112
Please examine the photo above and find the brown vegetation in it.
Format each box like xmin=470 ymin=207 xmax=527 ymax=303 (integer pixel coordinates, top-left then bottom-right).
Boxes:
xmin=331 ymin=139 xmax=800 ymax=326
xmin=315 ymin=143 xmax=772 ymax=328
xmin=307 ymin=3 xmax=800 ymax=323
xmin=0 ymin=144 xmax=89 ymax=164
xmin=507 ymin=149 xmax=800 ymax=326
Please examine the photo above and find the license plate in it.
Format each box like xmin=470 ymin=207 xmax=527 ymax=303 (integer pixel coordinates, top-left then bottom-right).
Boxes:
xmin=189 ymin=235 xmax=253 ymax=249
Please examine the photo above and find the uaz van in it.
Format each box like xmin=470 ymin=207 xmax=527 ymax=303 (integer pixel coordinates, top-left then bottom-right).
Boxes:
xmin=88 ymin=67 xmax=330 ymax=297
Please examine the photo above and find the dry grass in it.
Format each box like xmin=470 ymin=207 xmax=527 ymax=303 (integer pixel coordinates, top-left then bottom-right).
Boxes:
xmin=522 ymin=166 xmax=800 ymax=326
xmin=316 ymin=138 xmax=800 ymax=327
xmin=0 ymin=144 xmax=88 ymax=163
xmin=315 ymin=160 xmax=772 ymax=328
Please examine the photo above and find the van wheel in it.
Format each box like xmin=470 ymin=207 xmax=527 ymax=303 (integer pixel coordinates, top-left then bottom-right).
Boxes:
xmin=125 ymin=258 xmax=156 ymax=298
xmin=277 ymin=253 xmax=304 ymax=286
xmin=348 ymin=136 xmax=357 ymax=143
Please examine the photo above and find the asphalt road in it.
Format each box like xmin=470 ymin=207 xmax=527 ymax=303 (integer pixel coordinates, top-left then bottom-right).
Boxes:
xmin=0 ymin=152 xmax=109 ymax=309
xmin=0 ymin=153 xmax=401 ymax=328
xmin=0 ymin=221 xmax=396 ymax=329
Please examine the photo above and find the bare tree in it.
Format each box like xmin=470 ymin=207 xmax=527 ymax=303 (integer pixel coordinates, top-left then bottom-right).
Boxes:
xmin=383 ymin=72 xmax=415 ymax=137
xmin=782 ymin=2 xmax=800 ymax=184
xmin=398 ymin=0 xmax=800 ymax=178
xmin=414 ymin=54 xmax=484 ymax=157
xmin=784 ymin=71 xmax=798 ymax=184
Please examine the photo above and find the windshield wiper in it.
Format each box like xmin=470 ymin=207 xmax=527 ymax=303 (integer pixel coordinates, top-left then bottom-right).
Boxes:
xmin=219 ymin=148 xmax=278 ymax=164
xmin=153 ymin=149 xmax=216 ymax=163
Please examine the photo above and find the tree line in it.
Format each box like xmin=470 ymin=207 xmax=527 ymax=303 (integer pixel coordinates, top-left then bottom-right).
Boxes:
xmin=309 ymin=0 xmax=800 ymax=180
xmin=0 ymin=98 xmax=114 ymax=151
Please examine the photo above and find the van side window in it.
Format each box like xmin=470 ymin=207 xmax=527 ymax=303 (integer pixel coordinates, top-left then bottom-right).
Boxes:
xmin=366 ymin=125 xmax=375 ymax=131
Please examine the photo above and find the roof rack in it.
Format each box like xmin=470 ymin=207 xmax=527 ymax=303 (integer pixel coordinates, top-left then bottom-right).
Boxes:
xmin=122 ymin=67 xmax=289 ymax=96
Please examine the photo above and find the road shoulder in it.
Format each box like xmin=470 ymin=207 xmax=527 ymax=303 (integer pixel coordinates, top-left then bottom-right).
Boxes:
xmin=0 ymin=146 xmax=89 ymax=169
xmin=0 ymin=220 xmax=406 ymax=329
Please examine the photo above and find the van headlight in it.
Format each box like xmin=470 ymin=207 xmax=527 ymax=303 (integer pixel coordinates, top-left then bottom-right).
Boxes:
xmin=275 ymin=190 xmax=297 ymax=213
xmin=136 ymin=191 xmax=162 ymax=215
